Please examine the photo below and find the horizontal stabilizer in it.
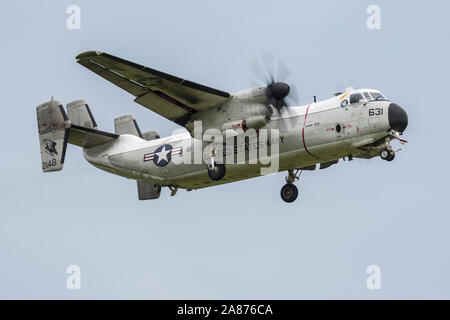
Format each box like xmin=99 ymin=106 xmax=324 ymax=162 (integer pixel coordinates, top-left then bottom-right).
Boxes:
xmin=68 ymin=125 xmax=119 ymax=148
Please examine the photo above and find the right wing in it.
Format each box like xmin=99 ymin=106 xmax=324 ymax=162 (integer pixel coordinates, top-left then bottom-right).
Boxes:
xmin=76 ymin=51 xmax=232 ymax=126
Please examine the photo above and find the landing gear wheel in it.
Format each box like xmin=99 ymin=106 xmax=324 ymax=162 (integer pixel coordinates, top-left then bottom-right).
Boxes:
xmin=207 ymin=163 xmax=226 ymax=181
xmin=387 ymin=152 xmax=395 ymax=161
xmin=380 ymin=148 xmax=395 ymax=161
xmin=280 ymin=183 xmax=298 ymax=203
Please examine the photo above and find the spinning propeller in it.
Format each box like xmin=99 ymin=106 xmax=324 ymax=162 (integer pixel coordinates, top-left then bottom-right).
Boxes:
xmin=251 ymin=53 xmax=300 ymax=111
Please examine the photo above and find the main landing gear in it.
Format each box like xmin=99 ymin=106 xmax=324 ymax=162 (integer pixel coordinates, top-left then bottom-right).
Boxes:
xmin=207 ymin=161 xmax=226 ymax=181
xmin=206 ymin=146 xmax=226 ymax=181
xmin=281 ymin=169 xmax=301 ymax=203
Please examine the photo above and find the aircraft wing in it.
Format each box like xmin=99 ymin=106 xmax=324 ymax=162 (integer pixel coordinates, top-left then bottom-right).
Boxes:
xmin=76 ymin=51 xmax=231 ymax=126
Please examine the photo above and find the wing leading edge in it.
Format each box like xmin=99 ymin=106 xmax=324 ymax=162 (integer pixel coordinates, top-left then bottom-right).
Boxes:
xmin=76 ymin=51 xmax=231 ymax=125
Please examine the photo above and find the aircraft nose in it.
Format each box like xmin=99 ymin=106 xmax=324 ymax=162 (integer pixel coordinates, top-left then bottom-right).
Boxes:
xmin=388 ymin=103 xmax=408 ymax=132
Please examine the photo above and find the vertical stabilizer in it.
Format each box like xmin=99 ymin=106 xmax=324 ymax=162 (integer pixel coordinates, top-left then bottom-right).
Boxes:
xmin=114 ymin=115 xmax=143 ymax=137
xmin=36 ymin=100 xmax=70 ymax=172
xmin=67 ymin=99 xmax=97 ymax=129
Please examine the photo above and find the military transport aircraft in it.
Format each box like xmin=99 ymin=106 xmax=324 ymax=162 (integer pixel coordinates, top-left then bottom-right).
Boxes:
xmin=36 ymin=51 xmax=408 ymax=203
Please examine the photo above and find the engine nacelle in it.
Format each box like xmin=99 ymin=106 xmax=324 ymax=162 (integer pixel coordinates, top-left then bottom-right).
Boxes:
xmin=233 ymin=82 xmax=289 ymax=104
xmin=221 ymin=115 xmax=269 ymax=136
xmin=185 ymin=85 xmax=277 ymax=138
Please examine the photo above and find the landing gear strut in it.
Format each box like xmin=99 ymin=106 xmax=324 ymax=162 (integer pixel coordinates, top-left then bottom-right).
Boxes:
xmin=281 ymin=169 xmax=301 ymax=203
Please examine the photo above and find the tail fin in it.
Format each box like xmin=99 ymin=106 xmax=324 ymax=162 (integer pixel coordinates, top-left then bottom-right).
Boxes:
xmin=36 ymin=100 xmax=70 ymax=172
xmin=37 ymin=99 xmax=119 ymax=172
xmin=114 ymin=115 xmax=143 ymax=137
xmin=67 ymin=99 xmax=97 ymax=129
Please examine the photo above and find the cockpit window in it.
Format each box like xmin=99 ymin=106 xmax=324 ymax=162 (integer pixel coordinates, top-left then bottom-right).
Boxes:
xmin=363 ymin=92 xmax=371 ymax=100
xmin=350 ymin=93 xmax=364 ymax=104
xmin=370 ymin=92 xmax=386 ymax=101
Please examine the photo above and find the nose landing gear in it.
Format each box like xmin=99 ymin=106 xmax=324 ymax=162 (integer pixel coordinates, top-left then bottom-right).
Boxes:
xmin=380 ymin=148 xmax=395 ymax=161
xmin=379 ymin=136 xmax=397 ymax=161
xmin=281 ymin=169 xmax=301 ymax=203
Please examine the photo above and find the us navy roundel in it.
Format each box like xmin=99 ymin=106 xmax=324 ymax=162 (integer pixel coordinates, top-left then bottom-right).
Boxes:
xmin=143 ymin=144 xmax=173 ymax=167
xmin=143 ymin=144 xmax=182 ymax=167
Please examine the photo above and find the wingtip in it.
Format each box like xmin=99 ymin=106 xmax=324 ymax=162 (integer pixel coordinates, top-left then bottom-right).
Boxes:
xmin=76 ymin=51 xmax=103 ymax=60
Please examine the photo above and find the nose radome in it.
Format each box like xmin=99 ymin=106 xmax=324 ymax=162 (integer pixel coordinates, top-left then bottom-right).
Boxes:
xmin=388 ymin=103 xmax=408 ymax=132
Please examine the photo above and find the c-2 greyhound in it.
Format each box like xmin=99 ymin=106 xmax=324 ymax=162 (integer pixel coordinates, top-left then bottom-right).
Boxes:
xmin=36 ymin=51 xmax=408 ymax=203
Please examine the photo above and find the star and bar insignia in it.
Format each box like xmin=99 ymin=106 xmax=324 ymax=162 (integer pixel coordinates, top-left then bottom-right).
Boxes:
xmin=143 ymin=144 xmax=182 ymax=167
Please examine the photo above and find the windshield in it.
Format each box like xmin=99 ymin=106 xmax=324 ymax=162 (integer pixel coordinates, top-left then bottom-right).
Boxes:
xmin=369 ymin=92 xmax=386 ymax=101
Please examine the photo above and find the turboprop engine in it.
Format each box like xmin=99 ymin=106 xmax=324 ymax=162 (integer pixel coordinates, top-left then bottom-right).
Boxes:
xmin=185 ymin=82 xmax=290 ymax=137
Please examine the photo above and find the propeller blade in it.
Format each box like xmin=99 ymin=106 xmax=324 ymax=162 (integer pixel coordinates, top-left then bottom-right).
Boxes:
xmin=275 ymin=57 xmax=291 ymax=83
xmin=284 ymin=83 xmax=299 ymax=106
xmin=250 ymin=57 xmax=270 ymax=86
xmin=260 ymin=52 xmax=276 ymax=83
xmin=250 ymin=52 xmax=299 ymax=110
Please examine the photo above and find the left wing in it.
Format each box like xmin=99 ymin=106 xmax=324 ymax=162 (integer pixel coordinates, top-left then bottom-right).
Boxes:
xmin=76 ymin=51 xmax=231 ymax=125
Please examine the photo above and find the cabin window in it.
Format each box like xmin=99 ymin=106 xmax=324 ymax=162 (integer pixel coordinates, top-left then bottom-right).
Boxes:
xmin=340 ymin=99 xmax=349 ymax=108
xmin=363 ymin=92 xmax=371 ymax=100
xmin=350 ymin=93 xmax=364 ymax=104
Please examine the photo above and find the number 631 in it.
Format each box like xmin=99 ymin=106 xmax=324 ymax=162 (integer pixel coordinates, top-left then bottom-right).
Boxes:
xmin=369 ymin=108 xmax=383 ymax=116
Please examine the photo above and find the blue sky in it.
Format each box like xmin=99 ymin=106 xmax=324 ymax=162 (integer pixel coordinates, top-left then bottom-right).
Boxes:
xmin=0 ymin=0 xmax=449 ymax=299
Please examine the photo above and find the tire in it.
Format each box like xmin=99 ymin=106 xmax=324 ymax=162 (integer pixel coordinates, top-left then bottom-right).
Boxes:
xmin=387 ymin=152 xmax=395 ymax=161
xmin=380 ymin=149 xmax=390 ymax=160
xmin=280 ymin=183 xmax=298 ymax=203
xmin=207 ymin=163 xmax=226 ymax=181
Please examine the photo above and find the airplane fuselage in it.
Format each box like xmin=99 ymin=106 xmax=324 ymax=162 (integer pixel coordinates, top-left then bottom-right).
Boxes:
xmin=83 ymin=91 xmax=397 ymax=190
xmin=37 ymin=50 xmax=409 ymax=202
